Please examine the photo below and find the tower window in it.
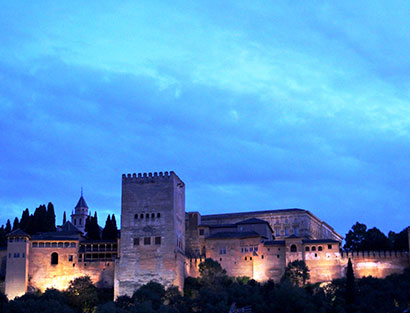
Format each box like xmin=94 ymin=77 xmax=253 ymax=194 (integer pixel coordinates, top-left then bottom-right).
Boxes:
xmin=155 ymin=237 xmax=161 ymax=245
xmin=140 ymin=213 xmax=144 ymax=219
xmin=135 ymin=214 xmax=138 ymax=219
xmin=146 ymin=213 xmax=149 ymax=218
xmin=261 ymin=255 xmax=264 ymax=259
xmin=199 ymin=229 xmax=204 ymax=236
xmin=144 ymin=237 xmax=151 ymax=245
xmin=134 ymin=238 xmax=140 ymax=246
xmin=51 ymin=252 xmax=59 ymax=265
xmin=74 ymin=219 xmax=77 ymax=225
xmin=68 ymin=255 xmax=73 ymax=262
xmin=312 ymin=246 xmax=316 ymax=251
xmin=318 ymin=246 xmax=323 ymax=251
xmin=151 ymin=213 xmax=155 ymax=218
xmin=290 ymin=245 xmax=297 ymax=252
xmin=328 ymin=244 xmax=332 ymax=249
xmin=157 ymin=213 xmax=161 ymax=218
xmin=79 ymin=219 xmax=82 ymax=225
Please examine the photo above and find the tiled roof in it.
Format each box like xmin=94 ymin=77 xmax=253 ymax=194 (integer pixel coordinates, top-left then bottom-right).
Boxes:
xmin=7 ymin=229 xmax=30 ymax=238
xmin=200 ymin=224 xmax=236 ymax=228
xmin=206 ymin=231 xmax=263 ymax=240
xmin=302 ymin=239 xmax=340 ymax=244
xmin=75 ymin=196 xmax=88 ymax=209
xmin=201 ymin=208 xmax=306 ymax=220
xmin=60 ymin=221 xmax=82 ymax=233
xmin=264 ymin=240 xmax=285 ymax=246
xmin=31 ymin=231 xmax=82 ymax=241
xmin=236 ymin=218 xmax=269 ymax=225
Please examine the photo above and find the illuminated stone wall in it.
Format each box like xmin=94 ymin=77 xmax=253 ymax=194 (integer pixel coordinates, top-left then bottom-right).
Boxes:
xmin=114 ymin=172 xmax=186 ymax=299
xmin=28 ymin=242 xmax=114 ymax=292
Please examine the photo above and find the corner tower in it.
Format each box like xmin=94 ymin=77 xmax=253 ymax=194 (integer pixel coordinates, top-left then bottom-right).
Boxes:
xmin=71 ymin=190 xmax=89 ymax=233
xmin=114 ymin=171 xmax=185 ymax=298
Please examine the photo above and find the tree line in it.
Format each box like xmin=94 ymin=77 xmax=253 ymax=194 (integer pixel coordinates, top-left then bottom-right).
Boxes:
xmin=343 ymin=222 xmax=408 ymax=252
xmin=0 ymin=204 xmax=118 ymax=246
xmin=1 ymin=258 xmax=410 ymax=313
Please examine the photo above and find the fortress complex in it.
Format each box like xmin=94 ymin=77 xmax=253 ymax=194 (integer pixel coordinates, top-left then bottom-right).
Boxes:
xmin=2 ymin=171 xmax=409 ymax=299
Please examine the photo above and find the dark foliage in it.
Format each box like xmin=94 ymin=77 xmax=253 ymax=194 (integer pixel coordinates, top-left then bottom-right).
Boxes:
xmin=344 ymin=222 xmax=409 ymax=251
xmin=63 ymin=211 xmax=67 ymax=225
xmin=85 ymin=213 xmax=100 ymax=240
xmin=12 ymin=217 xmax=20 ymax=231
xmin=345 ymin=258 xmax=355 ymax=311
xmin=281 ymin=260 xmax=310 ymax=287
xmin=102 ymin=214 xmax=118 ymax=240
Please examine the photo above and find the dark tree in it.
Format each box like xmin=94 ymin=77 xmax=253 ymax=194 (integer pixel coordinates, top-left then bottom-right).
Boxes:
xmin=364 ymin=227 xmax=390 ymax=251
xmin=0 ymin=226 xmax=6 ymax=247
xmin=34 ymin=204 xmax=48 ymax=233
xmin=346 ymin=258 xmax=355 ymax=307
xmin=19 ymin=209 xmax=30 ymax=233
xmin=132 ymin=281 xmax=166 ymax=310
xmin=12 ymin=217 xmax=19 ymax=231
xmin=344 ymin=222 xmax=367 ymax=251
xmin=281 ymin=260 xmax=310 ymax=287
xmin=46 ymin=202 xmax=56 ymax=231
xmin=111 ymin=214 xmax=118 ymax=238
xmin=5 ymin=219 xmax=11 ymax=233
xmin=102 ymin=215 xmax=112 ymax=240
xmin=66 ymin=276 xmax=98 ymax=313
xmin=388 ymin=228 xmax=409 ymax=251
xmin=63 ymin=211 xmax=67 ymax=225
xmin=198 ymin=258 xmax=227 ymax=285
xmin=85 ymin=213 xmax=100 ymax=240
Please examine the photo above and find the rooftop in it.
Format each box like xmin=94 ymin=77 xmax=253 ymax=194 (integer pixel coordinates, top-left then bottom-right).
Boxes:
xmin=206 ymin=231 xmax=264 ymax=240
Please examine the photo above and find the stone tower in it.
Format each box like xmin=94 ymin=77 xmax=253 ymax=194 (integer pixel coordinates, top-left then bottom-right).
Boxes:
xmin=114 ymin=171 xmax=186 ymax=298
xmin=71 ymin=190 xmax=89 ymax=233
xmin=5 ymin=229 xmax=30 ymax=299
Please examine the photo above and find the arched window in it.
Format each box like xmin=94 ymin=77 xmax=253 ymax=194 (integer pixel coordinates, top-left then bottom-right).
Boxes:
xmin=318 ymin=246 xmax=323 ymax=251
xmin=157 ymin=213 xmax=161 ymax=218
xmin=134 ymin=214 xmax=138 ymax=219
xmin=140 ymin=213 xmax=144 ymax=219
xmin=151 ymin=213 xmax=155 ymax=218
xmin=312 ymin=246 xmax=316 ymax=251
xmin=305 ymin=246 xmax=310 ymax=252
xmin=51 ymin=252 xmax=58 ymax=265
xmin=290 ymin=244 xmax=297 ymax=252
xmin=145 ymin=213 xmax=149 ymax=218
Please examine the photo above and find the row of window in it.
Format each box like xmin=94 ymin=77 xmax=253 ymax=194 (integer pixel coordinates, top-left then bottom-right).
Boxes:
xmin=240 ymin=246 xmax=258 ymax=253
xmin=133 ymin=237 xmax=162 ymax=246
xmin=8 ymin=252 xmax=25 ymax=258
xmin=305 ymin=244 xmax=332 ymax=252
xmin=134 ymin=213 xmax=161 ymax=219
xmin=32 ymin=242 xmax=77 ymax=248
xmin=9 ymin=238 xmax=28 ymax=243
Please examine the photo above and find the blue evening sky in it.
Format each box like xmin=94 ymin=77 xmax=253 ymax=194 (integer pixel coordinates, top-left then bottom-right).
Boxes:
xmin=1 ymin=1 xmax=409 ymax=236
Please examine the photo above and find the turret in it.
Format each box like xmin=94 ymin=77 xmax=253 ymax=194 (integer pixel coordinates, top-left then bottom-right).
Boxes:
xmin=5 ymin=229 xmax=30 ymax=299
xmin=71 ymin=190 xmax=89 ymax=233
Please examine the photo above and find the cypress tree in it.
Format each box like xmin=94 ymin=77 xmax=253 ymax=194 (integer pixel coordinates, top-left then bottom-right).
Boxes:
xmin=0 ymin=226 xmax=6 ymax=247
xmin=20 ymin=209 xmax=30 ymax=233
xmin=346 ymin=258 xmax=355 ymax=310
xmin=63 ymin=211 xmax=67 ymax=225
xmin=12 ymin=217 xmax=19 ymax=231
xmin=5 ymin=219 xmax=11 ymax=233
xmin=86 ymin=213 xmax=100 ymax=240
xmin=102 ymin=215 xmax=111 ymax=240
xmin=46 ymin=202 xmax=56 ymax=231
xmin=111 ymin=214 xmax=118 ymax=239
xmin=34 ymin=204 xmax=47 ymax=233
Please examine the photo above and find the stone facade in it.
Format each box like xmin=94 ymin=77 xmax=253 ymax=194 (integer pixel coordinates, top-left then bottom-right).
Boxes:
xmin=3 ymin=171 xmax=410 ymax=300
xmin=114 ymin=171 xmax=186 ymax=298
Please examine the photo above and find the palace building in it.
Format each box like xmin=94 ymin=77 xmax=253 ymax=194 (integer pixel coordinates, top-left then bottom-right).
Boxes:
xmin=1 ymin=171 xmax=409 ymax=299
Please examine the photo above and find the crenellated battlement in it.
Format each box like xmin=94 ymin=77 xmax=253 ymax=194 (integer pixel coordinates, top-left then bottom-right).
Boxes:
xmin=340 ymin=250 xmax=409 ymax=259
xmin=122 ymin=171 xmax=174 ymax=182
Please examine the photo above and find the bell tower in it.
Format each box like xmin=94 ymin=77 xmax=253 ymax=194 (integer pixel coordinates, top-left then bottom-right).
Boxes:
xmin=71 ymin=189 xmax=89 ymax=233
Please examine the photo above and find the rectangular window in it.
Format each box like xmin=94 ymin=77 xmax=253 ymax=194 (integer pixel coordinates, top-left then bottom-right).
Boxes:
xmin=52 ymin=242 xmax=57 ymax=247
xmin=294 ymin=227 xmax=299 ymax=235
xmin=45 ymin=242 xmax=51 ymax=247
xmin=245 ymin=248 xmax=248 ymax=252
xmin=155 ymin=237 xmax=161 ymax=245
xmin=199 ymin=229 xmax=204 ymax=236
xmin=71 ymin=242 xmax=76 ymax=248
xmin=79 ymin=219 xmax=82 ymax=225
xmin=68 ymin=255 xmax=73 ymax=262
xmin=74 ymin=219 xmax=76 ymax=225
xmin=219 ymin=247 xmax=226 ymax=255
xmin=254 ymin=247 xmax=258 ymax=252
xmin=8 ymin=253 xmax=11 ymax=258
xmin=133 ymin=238 xmax=140 ymax=246
xmin=328 ymin=244 xmax=332 ymax=250
xmin=250 ymin=247 xmax=253 ymax=252
xmin=241 ymin=247 xmax=244 ymax=253
xmin=9 ymin=238 xmax=13 ymax=243
xmin=65 ymin=242 xmax=70 ymax=248
xmin=58 ymin=242 xmax=63 ymax=248
xmin=275 ymin=229 xmax=280 ymax=237
xmin=285 ymin=228 xmax=289 ymax=236
xmin=32 ymin=242 xmax=38 ymax=248
xmin=39 ymin=242 xmax=44 ymax=247
xmin=22 ymin=253 xmax=25 ymax=258
xmin=144 ymin=237 xmax=151 ymax=245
